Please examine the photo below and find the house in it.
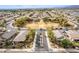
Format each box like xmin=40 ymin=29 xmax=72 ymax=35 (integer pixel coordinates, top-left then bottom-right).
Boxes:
xmin=53 ymin=30 xmax=64 ymax=40
xmin=1 ymin=29 xmax=17 ymax=40
xmin=65 ymin=30 xmax=79 ymax=41
xmin=12 ymin=30 xmax=28 ymax=48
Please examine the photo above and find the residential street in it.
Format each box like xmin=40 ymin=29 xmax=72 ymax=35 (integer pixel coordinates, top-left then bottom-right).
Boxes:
xmin=35 ymin=29 xmax=49 ymax=52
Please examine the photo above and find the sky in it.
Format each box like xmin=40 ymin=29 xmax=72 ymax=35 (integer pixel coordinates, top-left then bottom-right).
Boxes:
xmin=0 ymin=5 xmax=70 ymax=9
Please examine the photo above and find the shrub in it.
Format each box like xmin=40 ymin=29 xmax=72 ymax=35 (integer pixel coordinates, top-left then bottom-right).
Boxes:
xmin=47 ymin=29 xmax=57 ymax=43
xmin=25 ymin=29 xmax=35 ymax=44
xmin=60 ymin=39 xmax=73 ymax=48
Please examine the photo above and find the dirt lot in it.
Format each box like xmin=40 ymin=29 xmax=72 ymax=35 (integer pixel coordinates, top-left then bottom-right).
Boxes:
xmin=25 ymin=20 xmax=60 ymax=29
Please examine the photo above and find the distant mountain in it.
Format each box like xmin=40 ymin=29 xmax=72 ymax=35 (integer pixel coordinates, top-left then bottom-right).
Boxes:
xmin=0 ymin=5 xmax=79 ymax=9
xmin=63 ymin=5 xmax=79 ymax=8
xmin=0 ymin=5 xmax=70 ymax=9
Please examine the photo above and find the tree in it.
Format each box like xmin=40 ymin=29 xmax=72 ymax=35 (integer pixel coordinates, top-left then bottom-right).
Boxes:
xmin=0 ymin=20 xmax=6 ymax=27
xmin=64 ymin=23 xmax=72 ymax=27
xmin=60 ymin=39 xmax=73 ymax=48
xmin=15 ymin=16 xmax=27 ymax=27
xmin=43 ymin=17 xmax=51 ymax=23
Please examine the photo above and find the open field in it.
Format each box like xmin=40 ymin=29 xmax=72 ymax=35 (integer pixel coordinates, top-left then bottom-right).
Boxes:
xmin=25 ymin=19 xmax=59 ymax=29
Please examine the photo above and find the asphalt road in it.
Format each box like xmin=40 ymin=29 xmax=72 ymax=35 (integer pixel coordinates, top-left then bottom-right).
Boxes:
xmin=35 ymin=29 xmax=49 ymax=52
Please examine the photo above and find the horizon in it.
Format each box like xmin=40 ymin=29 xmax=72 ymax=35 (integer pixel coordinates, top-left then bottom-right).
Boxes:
xmin=0 ymin=5 xmax=70 ymax=9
